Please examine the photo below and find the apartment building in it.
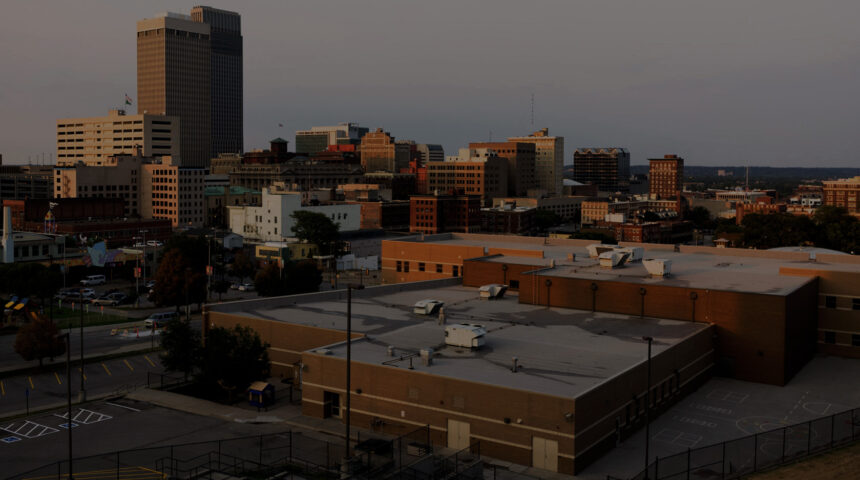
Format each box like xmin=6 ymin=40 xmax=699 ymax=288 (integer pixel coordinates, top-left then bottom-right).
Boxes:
xmin=409 ymin=193 xmax=481 ymax=234
xmin=649 ymin=154 xmax=684 ymax=200
xmin=508 ymin=128 xmax=564 ymax=196
xmin=469 ymin=142 xmax=536 ymax=196
xmin=823 ymin=176 xmax=860 ymax=217
xmin=426 ymin=148 xmax=508 ymax=206
xmin=573 ymin=148 xmax=630 ymax=192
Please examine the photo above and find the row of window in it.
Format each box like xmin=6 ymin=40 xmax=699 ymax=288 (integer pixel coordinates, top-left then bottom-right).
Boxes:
xmin=823 ymin=296 xmax=860 ymax=310
xmin=395 ymin=261 xmax=459 ymax=276
xmin=822 ymin=331 xmax=860 ymax=347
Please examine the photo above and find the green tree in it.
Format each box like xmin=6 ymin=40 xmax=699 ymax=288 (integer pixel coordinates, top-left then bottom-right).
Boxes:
xmin=570 ymin=231 xmax=615 ymax=243
xmin=534 ymin=210 xmax=562 ymax=233
xmin=159 ymin=317 xmax=200 ymax=382
xmin=230 ymin=251 xmax=256 ymax=282
xmin=197 ymin=325 xmax=270 ymax=403
xmin=291 ymin=211 xmax=342 ymax=256
xmin=812 ymin=206 xmax=859 ymax=253
xmin=210 ymin=279 xmax=230 ymax=302
xmin=163 ymin=235 xmax=209 ymax=270
xmin=151 ymin=249 xmax=207 ymax=311
xmin=741 ymin=213 xmax=815 ymax=249
xmin=14 ymin=315 xmax=66 ymax=367
xmin=684 ymin=206 xmax=715 ymax=230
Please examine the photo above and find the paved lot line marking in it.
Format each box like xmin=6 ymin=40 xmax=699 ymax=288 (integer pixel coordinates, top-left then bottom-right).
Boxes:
xmin=106 ymin=401 xmax=141 ymax=412
xmin=144 ymin=355 xmax=156 ymax=367
xmin=0 ymin=420 xmax=59 ymax=439
xmin=54 ymin=372 xmax=62 ymax=385
xmin=123 ymin=359 xmax=134 ymax=372
xmin=58 ymin=423 xmax=78 ymax=429
xmin=102 ymin=363 xmax=111 ymax=376
xmin=28 ymin=376 xmax=34 ymax=389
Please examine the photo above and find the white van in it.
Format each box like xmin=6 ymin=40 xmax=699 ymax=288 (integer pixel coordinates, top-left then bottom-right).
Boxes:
xmin=144 ymin=312 xmax=178 ymax=328
xmin=81 ymin=275 xmax=106 ymax=286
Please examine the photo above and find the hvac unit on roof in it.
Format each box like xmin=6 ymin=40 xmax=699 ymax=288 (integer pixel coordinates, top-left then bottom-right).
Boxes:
xmin=479 ymin=284 xmax=508 ymax=299
xmin=599 ymin=251 xmax=630 ymax=268
xmin=618 ymin=246 xmax=644 ymax=263
xmin=643 ymin=259 xmax=672 ymax=277
xmin=444 ymin=324 xmax=487 ymax=349
xmin=586 ymin=243 xmax=621 ymax=258
xmin=413 ymin=299 xmax=444 ymax=315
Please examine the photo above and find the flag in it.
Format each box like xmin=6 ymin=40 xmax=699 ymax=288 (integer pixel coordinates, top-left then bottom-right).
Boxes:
xmin=125 ymin=93 xmax=133 ymax=105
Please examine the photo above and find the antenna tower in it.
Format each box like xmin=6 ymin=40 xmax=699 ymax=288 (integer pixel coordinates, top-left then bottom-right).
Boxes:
xmin=530 ymin=93 xmax=535 ymax=129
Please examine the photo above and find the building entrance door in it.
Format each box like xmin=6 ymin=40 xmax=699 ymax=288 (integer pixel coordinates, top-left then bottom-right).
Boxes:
xmin=532 ymin=436 xmax=558 ymax=472
xmin=447 ymin=419 xmax=470 ymax=450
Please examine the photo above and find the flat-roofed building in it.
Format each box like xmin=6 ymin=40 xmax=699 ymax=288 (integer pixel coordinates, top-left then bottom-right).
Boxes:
xmin=508 ymin=128 xmax=564 ymax=196
xmin=427 ymin=148 xmax=508 ymax=206
xmin=573 ymin=148 xmax=630 ymax=192
xmin=410 ymin=193 xmax=481 ymax=234
xmin=0 ymin=165 xmax=52 ymax=201
xmin=823 ymin=176 xmax=860 ymax=217
xmin=469 ymin=141 xmax=536 ymax=196
xmin=360 ymin=128 xmax=398 ymax=173
xmin=295 ymin=123 xmax=368 ymax=155
xmin=648 ymin=154 xmax=684 ymax=201
xmin=56 ymin=109 xmax=179 ymax=166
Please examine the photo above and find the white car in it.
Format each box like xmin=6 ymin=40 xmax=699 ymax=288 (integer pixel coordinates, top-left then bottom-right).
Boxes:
xmin=146 ymin=240 xmax=164 ymax=247
xmin=238 ymin=283 xmax=255 ymax=292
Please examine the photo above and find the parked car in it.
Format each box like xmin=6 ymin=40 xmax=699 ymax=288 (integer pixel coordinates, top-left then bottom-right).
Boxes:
xmin=80 ymin=275 xmax=106 ymax=286
xmin=144 ymin=311 xmax=178 ymax=328
xmin=238 ymin=283 xmax=255 ymax=292
xmin=145 ymin=280 xmax=156 ymax=289
xmin=146 ymin=240 xmax=164 ymax=247
xmin=230 ymin=282 xmax=241 ymax=290
xmin=92 ymin=292 xmax=128 ymax=306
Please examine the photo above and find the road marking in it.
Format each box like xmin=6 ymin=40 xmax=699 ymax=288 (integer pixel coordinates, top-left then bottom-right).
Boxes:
xmin=54 ymin=372 xmax=62 ymax=385
xmin=0 ymin=420 xmax=59 ymax=439
xmin=28 ymin=376 xmax=34 ymax=390
xmin=56 ymin=408 xmax=113 ymax=425
xmin=123 ymin=359 xmax=134 ymax=372
xmin=102 ymin=363 xmax=111 ymax=376
xmin=1 ymin=436 xmax=21 ymax=443
xmin=144 ymin=355 xmax=156 ymax=367
xmin=106 ymin=401 xmax=141 ymax=412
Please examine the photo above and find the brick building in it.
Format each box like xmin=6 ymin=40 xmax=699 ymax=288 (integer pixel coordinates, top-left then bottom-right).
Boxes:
xmin=573 ymin=148 xmax=630 ymax=192
xmin=648 ymin=154 xmax=684 ymax=204
xmin=823 ymin=176 xmax=860 ymax=217
xmin=426 ymin=148 xmax=508 ymax=206
xmin=349 ymin=200 xmax=410 ymax=230
xmin=410 ymin=194 xmax=481 ymax=234
xmin=400 ymin=160 xmax=428 ymax=195
xmin=468 ymin=142 xmax=536 ymax=196
xmin=507 ymin=128 xmax=564 ymax=196
xmin=481 ymin=204 xmax=536 ymax=234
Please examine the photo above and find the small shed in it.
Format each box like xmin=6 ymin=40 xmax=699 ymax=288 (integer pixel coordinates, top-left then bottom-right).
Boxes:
xmin=248 ymin=381 xmax=275 ymax=409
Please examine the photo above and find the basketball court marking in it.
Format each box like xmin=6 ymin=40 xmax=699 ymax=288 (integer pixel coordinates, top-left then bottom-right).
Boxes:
xmin=652 ymin=428 xmax=703 ymax=448
xmin=707 ymin=389 xmax=749 ymax=404
xmin=0 ymin=421 xmax=59 ymax=439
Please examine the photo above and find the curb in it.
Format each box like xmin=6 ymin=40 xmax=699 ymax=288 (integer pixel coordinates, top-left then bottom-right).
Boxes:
xmin=0 ymin=347 xmax=162 ymax=380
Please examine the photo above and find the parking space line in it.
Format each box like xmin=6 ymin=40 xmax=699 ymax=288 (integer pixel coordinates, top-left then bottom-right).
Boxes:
xmin=123 ymin=359 xmax=134 ymax=372
xmin=144 ymin=355 xmax=156 ymax=367
xmin=28 ymin=376 xmax=34 ymax=390
xmin=102 ymin=363 xmax=111 ymax=376
xmin=54 ymin=372 xmax=62 ymax=385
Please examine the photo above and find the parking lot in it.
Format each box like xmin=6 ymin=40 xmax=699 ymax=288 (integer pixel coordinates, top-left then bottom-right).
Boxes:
xmin=580 ymin=354 xmax=860 ymax=479
xmin=0 ymin=353 xmax=164 ymax=415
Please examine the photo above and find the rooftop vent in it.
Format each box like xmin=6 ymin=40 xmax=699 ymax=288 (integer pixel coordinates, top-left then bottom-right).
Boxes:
xmin=444 ymin=324 xmax=487 ymax=349
xmin=479 ymin=284 xmax=508 ymax=300
xmin=587 ymin=243 xmax=620 ymax=258
xmin=618 ymin=246 xmax=644 ymax=263
xmin=643 ymin=259 xmax=672 ymax=277
xmin=413 ymin=299 xmax=444 ymax=315
xmin=420 ymin=348 xmax=434 ymax=366
xmin=599 ymin=251 xmax=630 ymax=268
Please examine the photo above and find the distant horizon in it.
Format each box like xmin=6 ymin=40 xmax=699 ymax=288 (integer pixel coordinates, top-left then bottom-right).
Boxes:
xmin=2 ymin=1 xmax=860 ymax=167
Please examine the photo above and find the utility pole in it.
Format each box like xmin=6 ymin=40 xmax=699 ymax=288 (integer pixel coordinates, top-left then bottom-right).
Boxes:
xmin=643 ymin=336 xmax=653 ymax=478
xmin=78 ymin=289 xmax=86 ymax=402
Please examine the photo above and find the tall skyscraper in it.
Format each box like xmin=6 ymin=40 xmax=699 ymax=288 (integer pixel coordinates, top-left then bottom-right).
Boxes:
xmin=572 ymin=148 xmax=630 ymax=192
xmin=191 ymin=6 xmax=243 ymax=158
xmin=507 ymin=128 xmax=564 ymax=196
xmin=137 ymin=7 xmax=242 ymax=168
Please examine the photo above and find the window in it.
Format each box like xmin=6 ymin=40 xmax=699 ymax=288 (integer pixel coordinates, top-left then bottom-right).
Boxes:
xmin=825 ymin=296 xmax=837 ymax=308
xmin=436 ymin=264 xmax=443 ymax=273
xmin=853 ymin=335 xmax=860 ymax=347
xmin=396 ymin=261 xmax=402 ymax=272
xmin=419 ymin=262 xmax=425 ymax=272
xmin=854 ymin=298 xmax=860 ymax=311
xmin=824 ymin=331 xmax=836 ymax=344
xmin=323 ymin=391 xmax=340 ymax=418
xmin=510 ymin=280 xmax=520 ymax=289
xmin=452 ymin=265 xmax=459 ymax=277
xmin=404 ymin=262 xmax=410 ymax=273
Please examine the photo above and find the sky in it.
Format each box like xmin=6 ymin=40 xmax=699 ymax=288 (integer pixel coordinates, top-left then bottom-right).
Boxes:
xmin=1 ymin=0 xmax=859 ymax=167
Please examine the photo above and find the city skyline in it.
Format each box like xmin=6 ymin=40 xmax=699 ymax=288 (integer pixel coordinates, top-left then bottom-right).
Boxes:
xmin=2 ymin=0 xmax=860 ymax=167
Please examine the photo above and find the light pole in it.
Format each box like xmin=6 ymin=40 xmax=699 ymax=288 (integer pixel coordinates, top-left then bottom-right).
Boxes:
xmin=345 ymin=283 xmax=364 ymax=462
xmin=139 ymin=229 xmax=148 ymax=289
xmin=78 ymin=288 xmax=86 ymax=402
xmin=59 ymin=332 xmax=72 ymax=480
xmin=206 ymin=235 xmax=213 ymax=301
xmin=643 ymin=336 xmax=653 ymax=478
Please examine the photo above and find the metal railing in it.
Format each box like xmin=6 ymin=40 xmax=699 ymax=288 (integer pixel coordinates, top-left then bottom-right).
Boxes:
xmin=610 ymin=406 xmax=860 ymax=480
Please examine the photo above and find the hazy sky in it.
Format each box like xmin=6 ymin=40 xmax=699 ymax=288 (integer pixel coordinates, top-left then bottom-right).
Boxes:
xmin=2 ymin=0 xmax=859 ymax=167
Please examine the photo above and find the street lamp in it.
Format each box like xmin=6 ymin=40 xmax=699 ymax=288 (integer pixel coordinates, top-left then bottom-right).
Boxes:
xmin=58 ymin=332 xmax=72 ymax=480
xmin=345 ymin=283 xmax=364 ymax=462
xmin=642 ymin=336 xmax=653 ymax=478
xmin=77 ymin=288 xmax=86 ymax=402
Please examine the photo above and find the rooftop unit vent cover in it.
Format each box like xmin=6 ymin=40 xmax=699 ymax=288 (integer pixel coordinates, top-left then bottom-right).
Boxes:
xmin=599 ymin=251 xmax=630 ymax=268
xmin=479 ymin=284 xmax=508 ymax=300
xmin=413 ymin=299 xmax=444 ymax=315
xmin=643 ymin=258 xmax=672 ymax=277
xmin=444 ymin=324 xmax=487 ymax=349
xmin=586 ymin=243 xmax=621 ymax=258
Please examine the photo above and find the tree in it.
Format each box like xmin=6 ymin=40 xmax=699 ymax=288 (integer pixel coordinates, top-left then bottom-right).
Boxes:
xmin=230 ymin=251 xmax=256 ymax=282
xmin=570 ymin=231 xmax=615 ymax=243
xmin=684 ymin=206 xmax=715 ymax=230
xmin=196 ymin=325 xmax=270 ymax=403
xmin=159 ymin=317 xmax=200 ymax=382
xmin=291 ymin=211 xmax=342 ymax=256
xmin=254 ymin=260 xmax=322 ymax=297
xmin=812 ymin=206 xmax=859 ymax=253
xmin=534 ymin=210 xmax=562 ymax=233
xmin=151 ymin=249 xmax=207 ymax=311
xmin=741 ymin=213 xmax=815 ymax=249
xmin=14 ymin=315 xmax=66 ymax=367
xmin=210 ymin=279 xmax=230 ymax=302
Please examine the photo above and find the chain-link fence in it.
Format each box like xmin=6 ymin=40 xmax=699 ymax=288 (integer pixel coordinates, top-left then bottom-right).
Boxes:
xmin=610 ymin=406 xmax=860 ymax=480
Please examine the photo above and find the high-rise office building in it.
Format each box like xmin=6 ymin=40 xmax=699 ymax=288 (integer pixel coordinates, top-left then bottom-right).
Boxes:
xmin=468 ymin=142 xmax=536 ymax=196
xmin=649 ymin=154 xmax=684 ymax=200
xmin=191 ymin=6 xmax=243 ymax=159
xmin=573 ymin=148 xmax=630 ymax=192
xmin=295 ymin=123 xmax=368 ymax=155
xmin=507 ymin=128 xmax=564 ymax=196
xmin=137 ymin=8 xmax=242 ymax=168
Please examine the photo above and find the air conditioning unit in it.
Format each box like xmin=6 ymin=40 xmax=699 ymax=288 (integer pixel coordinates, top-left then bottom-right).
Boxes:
xmin=479 ymin=284 xmax=508 ymax=299
xmin=599 ymin=251 xmax=629 ymax=268
xmin=445 ymin=324 xmax=486 ymax=349
xmin=413 ymin=299 xmax=444 ymax=315
xmin=643 ymin=259 xmax=672 ymax=277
